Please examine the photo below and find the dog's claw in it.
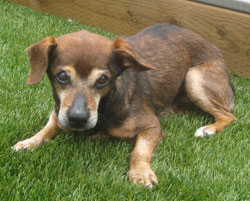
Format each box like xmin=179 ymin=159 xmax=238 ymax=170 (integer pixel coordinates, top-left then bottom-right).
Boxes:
xmin=145 ymin=179 xmax=158 ymax=188
xmin=152 ymin=179 xmax=158 ymax=185
xmin=12 ymin=145 xmax=28 ymax=152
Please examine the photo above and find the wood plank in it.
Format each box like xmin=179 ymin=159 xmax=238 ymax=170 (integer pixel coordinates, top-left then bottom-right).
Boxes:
xmin=7 ymin=0 xmax=250 ymax=78
xmin=193 ymin=0 xmax=250 ymax=14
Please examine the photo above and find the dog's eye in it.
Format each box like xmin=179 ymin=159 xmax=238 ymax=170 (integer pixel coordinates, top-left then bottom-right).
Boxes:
xmin=95 ymin=74 xmax=109 ymax=88
xmin=56 ymin=71 xmax=69 ymax=84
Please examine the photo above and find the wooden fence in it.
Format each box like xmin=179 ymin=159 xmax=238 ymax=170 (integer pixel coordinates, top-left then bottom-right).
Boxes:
xmin=7 ymin=0 xmax=250 ymax=78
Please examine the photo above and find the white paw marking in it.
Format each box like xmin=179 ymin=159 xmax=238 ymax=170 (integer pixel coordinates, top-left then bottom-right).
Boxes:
xmin=11 ymin=138 xmax=40 ymax=151
xmin=194 ymin=126 xmax=215 ymax=137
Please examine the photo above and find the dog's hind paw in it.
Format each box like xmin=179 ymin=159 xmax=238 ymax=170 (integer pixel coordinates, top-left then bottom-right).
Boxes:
xmin=194 ymin=126 xmax=216 ymax=137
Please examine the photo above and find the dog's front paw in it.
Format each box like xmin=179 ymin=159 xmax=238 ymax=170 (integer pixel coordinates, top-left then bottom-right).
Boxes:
xmin=129 ymin=167 xmax=158 ymax=188
xmin=12 ymin=137 xmax=42 ymax=151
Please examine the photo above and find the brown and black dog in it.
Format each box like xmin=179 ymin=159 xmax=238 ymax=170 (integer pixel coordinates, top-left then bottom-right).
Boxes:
xmin=12 ymin=23 xmax=236 ymax=187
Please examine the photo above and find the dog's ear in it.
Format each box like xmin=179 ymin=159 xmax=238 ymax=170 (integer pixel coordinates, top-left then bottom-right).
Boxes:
xmin=112 ymin=38 xmax=156 ymax=71
xmin=26 ymin=36 xmax=57 ymax=85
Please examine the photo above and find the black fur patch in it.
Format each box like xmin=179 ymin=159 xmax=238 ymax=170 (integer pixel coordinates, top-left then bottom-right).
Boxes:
xmin=229 ymin=81 xmax=236 ymax=96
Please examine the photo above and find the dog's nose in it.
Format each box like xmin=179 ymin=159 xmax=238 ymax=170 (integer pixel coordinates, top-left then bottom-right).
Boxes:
xmin=68 ymin=94 xmax=89 ymax=127
xmin=68 ymin=109 xmax=89 ymax=125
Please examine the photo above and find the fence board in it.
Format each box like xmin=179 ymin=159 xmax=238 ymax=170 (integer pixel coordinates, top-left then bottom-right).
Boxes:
xmin=7 ymin=0 xmax=250 ymax=78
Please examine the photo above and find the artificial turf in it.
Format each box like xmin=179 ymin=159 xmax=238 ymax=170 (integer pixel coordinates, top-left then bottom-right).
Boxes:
xmin=0 ymin=0 xmax=249 ymax=200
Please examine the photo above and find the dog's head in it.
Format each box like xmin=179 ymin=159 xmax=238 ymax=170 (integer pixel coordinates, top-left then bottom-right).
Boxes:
xmin=26 ymin=30 xmax=155 ymax=132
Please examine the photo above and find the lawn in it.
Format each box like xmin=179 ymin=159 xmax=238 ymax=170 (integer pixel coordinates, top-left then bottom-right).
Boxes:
xmin=0 ymin=0 xmax=249 ymax=200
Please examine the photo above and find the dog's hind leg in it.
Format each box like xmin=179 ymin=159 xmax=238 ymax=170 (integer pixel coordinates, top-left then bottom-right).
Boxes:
xmin=12 ymin=111 xmax=58 ymax=151
xmin=185 ymin=62 xmax=236 ymax=137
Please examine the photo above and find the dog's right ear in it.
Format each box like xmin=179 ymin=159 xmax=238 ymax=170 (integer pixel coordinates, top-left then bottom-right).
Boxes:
xmin=26 ymin=36 xmax=57 ymax=85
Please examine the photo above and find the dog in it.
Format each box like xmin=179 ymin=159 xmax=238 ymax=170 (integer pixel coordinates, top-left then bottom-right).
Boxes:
xmin=12 ymin=23 xmax=236 ymax=187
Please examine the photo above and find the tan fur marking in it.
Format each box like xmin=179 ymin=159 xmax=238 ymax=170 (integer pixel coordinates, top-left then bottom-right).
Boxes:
xmin=55 ymin=65 xmax=77 ymax=80
xmin=185 ymin=67 xmax=211 ymax=110
xmin=60 ymin=89 xmax=77 ymax=108
xmin=85 ymin=90 xmax=97 ymax=111
xmin=53 ymin=65 xmax=77 ymax=110
xmin=87 ymin=68 xmax=111 ymax=87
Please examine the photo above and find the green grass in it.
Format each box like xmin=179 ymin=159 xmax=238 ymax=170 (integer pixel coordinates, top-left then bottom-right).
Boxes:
xmin=0 ymin=0 xmax=249 ymax=200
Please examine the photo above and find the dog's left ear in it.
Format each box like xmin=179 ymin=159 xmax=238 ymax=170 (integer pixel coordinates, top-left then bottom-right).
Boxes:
xmin=112 ymin=38 xmax=156 ymax=71
xmin=26 ymin=36 xmax=57 ymax=85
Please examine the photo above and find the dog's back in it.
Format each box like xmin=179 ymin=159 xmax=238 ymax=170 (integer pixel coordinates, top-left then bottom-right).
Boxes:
xmin=125 ymin=23 xmax=224 ymax=68
xmin=119 ymin=23 xmax=228 ymax=116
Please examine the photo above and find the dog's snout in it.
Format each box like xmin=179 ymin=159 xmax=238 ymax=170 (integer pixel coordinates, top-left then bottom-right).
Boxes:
xmin=68 ymin=94 xmax=89 ymax=127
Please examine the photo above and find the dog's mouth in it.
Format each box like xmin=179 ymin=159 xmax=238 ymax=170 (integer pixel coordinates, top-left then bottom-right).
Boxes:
xmin=58 ymin=109 xmax=98 ymax=133
xmin=61 ymin=120 xmax=97 ymax=133
xmin=68 ymin=123 xmax=88 ymax=131
xmin=68 ymin=121 xmax=96 ymax=132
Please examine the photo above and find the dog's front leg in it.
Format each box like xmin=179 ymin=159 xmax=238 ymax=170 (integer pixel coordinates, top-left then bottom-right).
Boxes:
xmin=129 ymin=120 xmax=162 ymax=188
xmin=12 ymin=111 xmax=58 ymax=151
